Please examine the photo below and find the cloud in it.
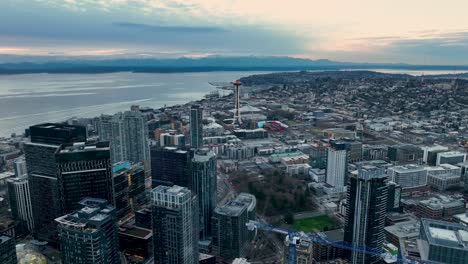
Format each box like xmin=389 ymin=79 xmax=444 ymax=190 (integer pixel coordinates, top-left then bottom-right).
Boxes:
xmin=114 ymin=22 xmax=227 ymax=33
xmin=2 ymin=0 xmax=468 ymax=64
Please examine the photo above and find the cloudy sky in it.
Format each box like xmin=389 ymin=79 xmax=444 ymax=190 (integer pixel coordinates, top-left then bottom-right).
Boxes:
xmin=1 ymin=0 xmax=468 ymax=64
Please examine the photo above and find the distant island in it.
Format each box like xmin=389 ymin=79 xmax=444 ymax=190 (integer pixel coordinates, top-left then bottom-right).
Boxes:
xmin=0 ymin=56 xmax=468 ymax=74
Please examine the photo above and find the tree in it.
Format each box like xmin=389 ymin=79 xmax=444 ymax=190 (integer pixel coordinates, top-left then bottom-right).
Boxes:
xmin=284 ymin=212 xmax=295 ymax=225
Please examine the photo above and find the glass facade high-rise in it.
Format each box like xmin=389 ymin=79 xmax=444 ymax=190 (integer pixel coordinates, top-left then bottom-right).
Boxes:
xmin=55 ymin=198 xmax=120 ymax=264
xmin=150 ymin=146 xmax=193 ymax=187
xmin=343 ymin=166 xmax=388 ymax=264
xmin=24 ymin=123 xmax=87 ymax=241
xmin=7 ymin=177 xmax=34 ymax=234
xmin=212 ymin=193 xmax=256 ymax=261
xmin=190 ymin=104 xmax=203 ymax=148
xmin=192 ymin=149 xmax=217 ymax=240
xmin=151 ymin=185 xmax=199 ymax=264
xmin=112 ymin=161 xmax=147 ymax=218
xmin=56 ymin=142 xmax=113 ymax=214
xmin=112 ymin=162 xmax=131 ymax=219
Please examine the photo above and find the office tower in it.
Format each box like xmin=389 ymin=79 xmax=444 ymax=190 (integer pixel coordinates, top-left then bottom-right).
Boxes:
xmin=98 ymin=111 xmax=149 ymax=164
xmin=112 ymin=162 xmax=131 ymax=219
xmin=212 ymin=193 xmax=256 ymax=261
xmin=190 ymin=104 xmax=203 ymax=148
xmin=419 ymin=218 xmax=468 ymax=264
xmin=150 ymin=146 xmax=193 ymax=187
xmin=160 ymin=132 xmax=186 ymax=147
xmin=386 ymin=181 xmax=402 ymax=213
xmin=56 ymin=142 xmax=113 ymax=214
xmin=151 ymin=185 xmax=199 ymax=264
xmin=344 ymin=166 xmax=388 ymax=264
xmin=387 ymin=144 xmax=423 ymax=165
xmin=113 ymin=161 xmax=147 ymax=213
xmin=7 ymin=177 xmax=34 ymax=234
xmin=0 ymin=234 xmax=16 ymax=264
xmin=13 ymin=157 xmax=27 ymax=178
xmin=55 ymin=198 xmax=120 ymax=264
xmin=24 ymin=123 xmax=86 ymax=240
xmin=326 ymin=147 xmax=347 ymax=188
xmin=310 ymin=142 xmax=328 ymax=169
xmin=192 ymin=149 xmax=217 ymax=240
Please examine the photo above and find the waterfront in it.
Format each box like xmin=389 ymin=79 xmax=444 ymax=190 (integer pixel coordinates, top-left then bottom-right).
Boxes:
xmin=0 ymin=71 xmax=266 ymax=137
xmin=0 ymin=69 xmax=467 ymax=137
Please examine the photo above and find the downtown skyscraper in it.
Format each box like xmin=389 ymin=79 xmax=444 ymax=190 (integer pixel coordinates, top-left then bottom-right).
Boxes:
xmin=98 ymin=111 xmax=149 ymax=164
xmin=150 ymin=146 xmax=193 ymax=187
xmin=190 ymin=104 xmax=203 ymax=148
xmin=7 ymin=176 xmax=34 ymax=234
xmin=24 ymin=123 xmax=86 ymax=241
xmin=343 ymin=166 xmax=388 ymax=264
xmin=151 ymin=185 xmax=199 ymax=264
xmin=55 ymin=142 xmax=113 ymax=213
xmin=192 ymin=149 xmax=217 ymax=240
xmin=212 ymin=193 xmax=256 ymax=261
xmin=55 ymin=198 xmax=120 ymax=264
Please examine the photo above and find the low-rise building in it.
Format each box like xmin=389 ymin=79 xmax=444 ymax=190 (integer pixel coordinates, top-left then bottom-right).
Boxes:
xmin=384 ymin=220 xmax=420 ymax=247
xmin=418 ymin=218 xmax=468 ymax=264
xmin=436 ymin=151 xmax=466 ymax=166
xmin=388 ymin=165 xmax=427 ymax=190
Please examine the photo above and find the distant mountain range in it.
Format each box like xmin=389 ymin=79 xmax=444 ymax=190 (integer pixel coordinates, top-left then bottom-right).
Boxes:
xmin=0 ymin=55 xmax=467 ymax=74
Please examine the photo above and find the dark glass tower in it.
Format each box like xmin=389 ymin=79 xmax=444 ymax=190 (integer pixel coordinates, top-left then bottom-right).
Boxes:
xmin=112 ymin=162 xmax=131 ymax=219
xmin=55 ymin=198 xmax=120 ymax=264
xmin=24 ymin=123 xmax=86 ymax=241
xmin=190 ymin=104 xmax=203 ymax=148
xmin=111 ymin=161 xmax=147 ymax=218
xmin=211 ymin=193 xmax=256 ymax=261
xmin=343 ymin=166 xmax=388 ymax=264
xmin=192 ymin=149 xmax=217 ymax=240
xmin=56 ymin=142 xmax=113 ymax=214
xmin=150 ymin=146 xmax=193 ymax=187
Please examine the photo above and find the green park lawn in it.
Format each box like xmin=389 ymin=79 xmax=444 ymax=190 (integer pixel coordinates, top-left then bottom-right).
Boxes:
xmin=293 ymin=215 xmax=336 ymax=233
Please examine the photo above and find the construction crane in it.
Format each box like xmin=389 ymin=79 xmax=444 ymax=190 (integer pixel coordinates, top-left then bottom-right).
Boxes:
xmin=246 ymin=220 xmax=416 ymax=264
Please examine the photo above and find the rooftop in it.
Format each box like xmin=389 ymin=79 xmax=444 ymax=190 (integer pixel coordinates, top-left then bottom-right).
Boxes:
xmin=421 ymin=218 xmax=468 ymax=249
xmin=119 ymin=225 xmax=152 ymax=240
xmin=384 ymin=220 xmax=420 ymax=239
xmin=389 ymin=164 xmax=426 ymax=173
xmin=215 ymin=193 xmax=256 ymax=217
xmin=438 ymin=151 xmax=466 ymax=158
xmin=270 ymin=151 xmax=304 ymax=158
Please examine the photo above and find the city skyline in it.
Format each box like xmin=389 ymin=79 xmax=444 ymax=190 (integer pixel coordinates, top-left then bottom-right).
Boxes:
xmin=0 ymin=0 xmax=468 ymax=64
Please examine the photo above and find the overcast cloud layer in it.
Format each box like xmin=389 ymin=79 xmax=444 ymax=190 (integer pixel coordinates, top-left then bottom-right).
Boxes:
xmin=1 ymin=0 xmax=468 ymax=64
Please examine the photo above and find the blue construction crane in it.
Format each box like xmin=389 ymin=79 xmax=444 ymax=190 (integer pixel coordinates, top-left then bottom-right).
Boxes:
xmin=246 ymin=220 xmax=417 ymax=264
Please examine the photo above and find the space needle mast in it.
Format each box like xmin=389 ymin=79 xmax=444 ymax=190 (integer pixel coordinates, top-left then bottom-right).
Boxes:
xmin=233 ymin=80 xmax=242 ymax=125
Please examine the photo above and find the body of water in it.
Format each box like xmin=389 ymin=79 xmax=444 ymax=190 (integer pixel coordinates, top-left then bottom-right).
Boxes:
xmin=0 ymin=69 xmax=467 ymax=137
xmin=0 ymin=71 xmax=265 ymax=137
